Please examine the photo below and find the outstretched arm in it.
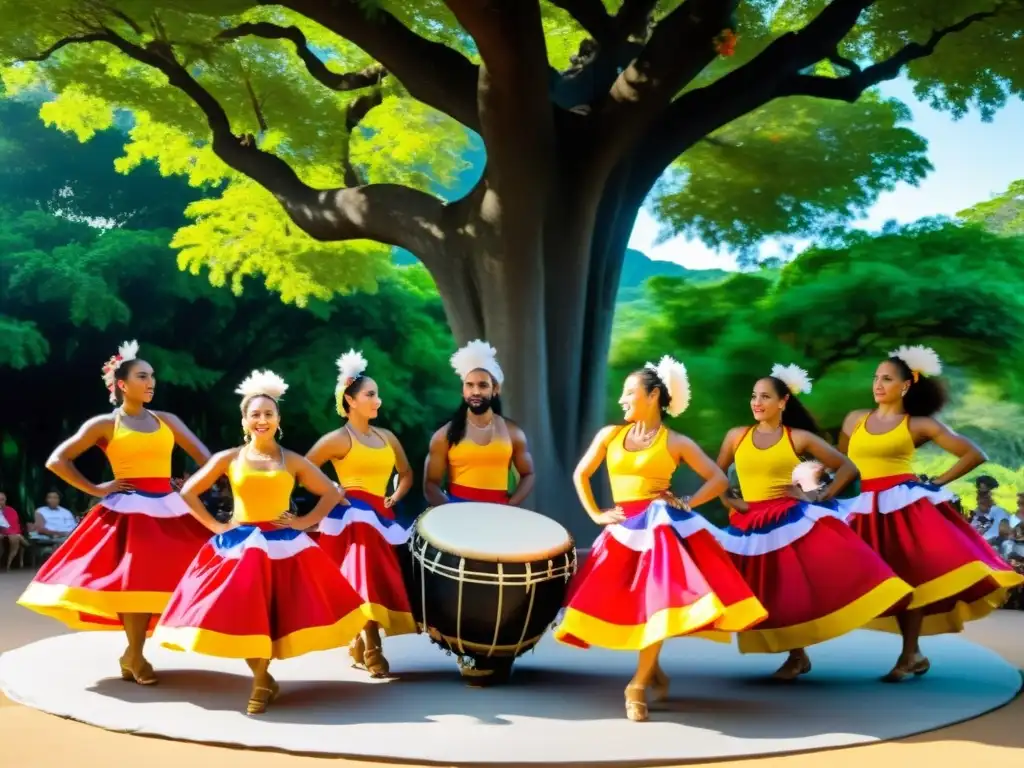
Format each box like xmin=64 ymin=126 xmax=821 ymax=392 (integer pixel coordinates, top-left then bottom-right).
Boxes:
xmin=157 ymin=411 xmax=212 ymax=467
xmin=287 ymin=452 xmax=344 ymax=529
xmin=44 ymin=415 xmax=130 ymax=498
xmin=423 ymin=427 xmax=451 ymax=506
xmin=668 ymin=432 xmax=730 ymax=509
xmin=913 ymin=418 xmax=987 ymax=487
xmin=385 ymin=430 xmax=414 ymax=507
xmin=506 ymin=422 xmax=536 ymax=507
xmin=791 ymin=430 xmax=859 ymax=501
xmin=574 ymin=426 xmax=624 ymax=526
xmin=179 ymin=450 xmax=236 ymax=533
xmin=715 ymin=427 xmax=748 ymax=512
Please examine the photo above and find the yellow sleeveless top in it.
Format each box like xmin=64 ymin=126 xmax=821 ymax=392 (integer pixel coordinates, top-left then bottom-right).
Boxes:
xmin=733 ymin=427 xmax=799 ymax=502
xmin=331 ymin=429 xmax=395 ymax=497
xmin=847 ymin=414 xmax=915 ymax=480
xmin=228 ymin=457 xmax=295 ymax=524
xmin=606 ymin=425 xmax=676 ymax=503
xmin=105 ymin=412 xmax=174 ymax=479
xmin=448 ymin=432 xmax=512 ymax=491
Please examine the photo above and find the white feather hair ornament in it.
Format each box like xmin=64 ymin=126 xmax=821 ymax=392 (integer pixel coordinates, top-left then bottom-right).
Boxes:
xmin=335 ymin=349 xmax=368 ymax=392
xmin=890 ymin=345 xmax=942 ymax=382
xmin=450 ymin=339 xmax=504 ymax=385
xmin=771 ymin=363 xmax=813 ymax=396
xmin=235 ymin=369 xmax=289 ymax=401
xmin=792 ymin=460 xmax=826 ymax=493
xmin=645 ymin=355 xmax=691 ymax=417
xmin=101 ymin=339 xmax=141 ymax=404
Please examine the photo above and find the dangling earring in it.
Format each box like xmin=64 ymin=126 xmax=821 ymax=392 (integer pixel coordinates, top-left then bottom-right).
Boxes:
xmin=277 ymin=427 xmax=284 ymax=439
xmin=242 ymin=429 xmax=250 ymax=443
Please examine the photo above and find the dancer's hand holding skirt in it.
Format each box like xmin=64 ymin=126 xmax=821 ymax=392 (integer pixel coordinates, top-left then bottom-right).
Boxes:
xmin=840 ymin=475 xmax=1024 ymax=636
xmin=554 ymin=499 xmax=768 ymax=650
xmin=153 ymin=521 xmax=368 ymax=659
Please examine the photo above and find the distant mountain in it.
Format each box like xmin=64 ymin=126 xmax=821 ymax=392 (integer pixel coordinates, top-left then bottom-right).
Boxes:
xmin=392 ymin=246 xmax=728 ymax=302
xmin=616 ymin=248 xmax=728 ymax=303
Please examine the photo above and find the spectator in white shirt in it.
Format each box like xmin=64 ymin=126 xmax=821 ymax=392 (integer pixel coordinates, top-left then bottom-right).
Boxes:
xmin=31 ymin=490 xmax=77 ymax=542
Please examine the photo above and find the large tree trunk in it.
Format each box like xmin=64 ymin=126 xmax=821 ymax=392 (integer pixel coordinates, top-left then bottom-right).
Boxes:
xmin=430 ymin=159 xmax=645 ymax=545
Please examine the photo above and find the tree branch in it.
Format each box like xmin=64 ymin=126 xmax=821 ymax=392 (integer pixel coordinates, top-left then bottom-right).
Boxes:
xmin=15 ymin=27 xmax=449 ymax=260
xmin=341 ymin=88 xmax=384 ymax=187
xmin=548 ymin=0 xmax=613 ymax=43
xmin=593 ymin=0 xmax=739 ymax=169
xmin=217 ymin=22 xmax=386 ymax=92
xmin=277 ymin=1 xmax=479 ymax=131
xmin=779 ymin=8 xmax=1005 ymax=102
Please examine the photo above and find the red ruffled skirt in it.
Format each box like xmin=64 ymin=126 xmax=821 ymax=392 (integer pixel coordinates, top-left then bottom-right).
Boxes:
xmin=841 ymin=474 xmax=1024 ymax=635
xmin=153 ymin=521 xmax=367 ymax=660
xmin=315 ymin=490 xmax=416 ymax=636
xmin=707 ymin=497 xmax=913 ymax=653
xmin=17 ymin=479 xmax=210 ymax=632
xmin=553 ymin=499 xmax=767 ymax=651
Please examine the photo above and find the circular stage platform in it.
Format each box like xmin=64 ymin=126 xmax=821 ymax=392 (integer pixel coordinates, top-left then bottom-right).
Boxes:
xmin=1 ymin=630 xmax=1019 ymax=764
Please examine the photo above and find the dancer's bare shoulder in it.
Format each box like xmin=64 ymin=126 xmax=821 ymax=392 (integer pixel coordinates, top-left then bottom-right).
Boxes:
xmin=840 ymin=409 xmax=872 ymax=436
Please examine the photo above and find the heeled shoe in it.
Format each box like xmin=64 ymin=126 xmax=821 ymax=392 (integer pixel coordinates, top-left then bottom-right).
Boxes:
xmin=625 ymin=684 xmax=649 ymax=722
xmin=772 ymin=655 xmax=812 ymax=681
xmin=247 ymin=678 xmax=280 ymax=715
xmin=349 ymin=635 xmax=366 ymax=670
xmin=119 ymin=655 xmax=158 ymax=685
xmin=882 ymin=655 xmax=930 ymax=683
xmin=363 ymin=645 xmax=391 ymax=678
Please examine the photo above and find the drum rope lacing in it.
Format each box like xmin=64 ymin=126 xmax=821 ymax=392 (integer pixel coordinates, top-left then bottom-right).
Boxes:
xmin=410 ymin=550 xmax=577 ymax=585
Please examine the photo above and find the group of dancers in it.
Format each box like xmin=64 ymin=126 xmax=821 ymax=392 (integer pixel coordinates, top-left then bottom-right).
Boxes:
xmin=15 ymin=338 xmax=1023 ymax=722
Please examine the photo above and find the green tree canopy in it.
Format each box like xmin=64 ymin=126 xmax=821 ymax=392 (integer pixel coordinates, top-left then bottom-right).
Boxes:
xmin=610 ymin=218 xmax=1024 ymax=451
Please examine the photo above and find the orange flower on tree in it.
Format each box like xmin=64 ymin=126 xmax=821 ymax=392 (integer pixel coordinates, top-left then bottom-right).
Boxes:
xmin=714 ymin=29 xmax=738 ymax=57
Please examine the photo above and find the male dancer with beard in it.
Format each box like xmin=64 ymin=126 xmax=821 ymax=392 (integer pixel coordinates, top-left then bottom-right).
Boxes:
xmin=424 ymin=340 xmax=535 ymax=507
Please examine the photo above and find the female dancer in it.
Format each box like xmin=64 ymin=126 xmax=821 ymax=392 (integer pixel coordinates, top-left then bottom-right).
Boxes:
xmin=306 ymin=350 xmax=417 ymax=678
xmin=554 ymin=357 xmax=768 ymax=722
xmin=18 ymin=340 xmax=213 ymax=685
xmin=838 ymin=346 xmax=1023 ymax=680
xmin=152 ymin=370 xmax=368 ymax=714
xmin=712 ymin=365 xmax=913 ymax=680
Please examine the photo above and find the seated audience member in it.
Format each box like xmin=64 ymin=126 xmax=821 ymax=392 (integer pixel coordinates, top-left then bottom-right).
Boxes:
xmin=30 ymin=490 xmax=78 ymax=543
xmin=1 ymin=491 xmax=29 ymax=570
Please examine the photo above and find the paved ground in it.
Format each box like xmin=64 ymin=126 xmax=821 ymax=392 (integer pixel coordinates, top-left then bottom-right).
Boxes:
xmin=1 ymin=568 xmax=1021 ymax=767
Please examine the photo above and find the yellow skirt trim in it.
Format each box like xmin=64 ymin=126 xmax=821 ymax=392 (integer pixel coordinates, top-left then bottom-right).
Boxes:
xmin=17 ymin=582 xmax=171 ymax=629
xmin=153 ymin=607 xmax=368 ymax=660
xmin=553 ymin=593 xmax=767 ymax=651
xmin=866 ymin=561 xmax=1022 ymax=636
xmin=362 ymin=602 xmax=418 ymax=637
xmin=699 ymin=576 xmax=913 ymax=654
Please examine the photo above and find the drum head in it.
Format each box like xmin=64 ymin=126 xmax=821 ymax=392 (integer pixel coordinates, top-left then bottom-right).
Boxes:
xmin=417 ymin=503 xmax=572 ymax=562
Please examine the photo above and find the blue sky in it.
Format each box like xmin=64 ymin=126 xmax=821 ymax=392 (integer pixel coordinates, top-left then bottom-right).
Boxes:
xmin=628 ymin=78 xmax=1024 ymax=270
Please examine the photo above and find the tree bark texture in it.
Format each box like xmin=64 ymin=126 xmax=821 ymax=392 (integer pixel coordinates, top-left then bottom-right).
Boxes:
xmin=22 ymin=0 xmax=1006 ymax=542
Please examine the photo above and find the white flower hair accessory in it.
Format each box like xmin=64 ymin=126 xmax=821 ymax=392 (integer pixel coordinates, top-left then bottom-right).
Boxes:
xmin=450 ymin=339 xmax=504 ymax=386
xmin=792 ymin=460 xmax=826 ymax=493
xmin=101 ymin=339 xmax=140 ymax=404
xmin=235 ymin=369 xmax=288 ymax=401
xmin=335 ymin=349 xmax=368 ymax=392
xmin=645 ymin=355 xmax=690 ymax=417
xmin=890 ymin=345 xmax=942 ymax=383
xmin=771 ymin=363 xmax=813 ymax=396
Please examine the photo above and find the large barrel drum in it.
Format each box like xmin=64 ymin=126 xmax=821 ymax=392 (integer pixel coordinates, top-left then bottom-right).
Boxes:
xmin=406 ymin=502 xmax=577 ymax=685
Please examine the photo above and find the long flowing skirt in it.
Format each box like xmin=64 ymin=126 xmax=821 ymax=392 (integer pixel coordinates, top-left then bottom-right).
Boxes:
xmin=553 ymin=499 xmax=768 ymax=651
xmin=840 ymin=474 xmax=1024 ymax=635
xmin=316 ymin=491 xmax=416 ymax=636
xmin=17 ymin=479 xmax=210 ymax=632
xmin=706 ymin=498 xmax=914 ymax=654
xmin=152 ymin=522 xmax=367 ymax=660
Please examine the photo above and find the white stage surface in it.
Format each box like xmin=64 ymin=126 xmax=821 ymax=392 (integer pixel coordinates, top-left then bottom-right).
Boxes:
xmin=1 ymin=630 xmax=1020 ymax=764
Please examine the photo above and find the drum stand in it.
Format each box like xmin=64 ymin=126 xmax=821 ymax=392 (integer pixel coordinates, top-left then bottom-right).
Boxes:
xmin=455 ymin=654 xmax=515 ymax=687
